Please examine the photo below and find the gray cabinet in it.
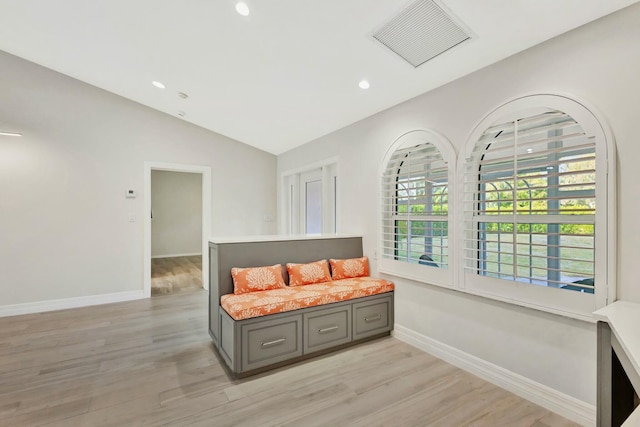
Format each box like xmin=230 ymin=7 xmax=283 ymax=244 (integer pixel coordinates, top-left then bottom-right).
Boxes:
xmin=353 ymin=298 xmax=393 ymax=340
xmin=242 ymin=315 xmax=303 ymax=371
xmin=304 ymin=305 xmax=351 ymax=353
xmin=208 ymin=235 xmax=393 ymax=377
xmin=218 ymin=293 xmax=393 ymax=376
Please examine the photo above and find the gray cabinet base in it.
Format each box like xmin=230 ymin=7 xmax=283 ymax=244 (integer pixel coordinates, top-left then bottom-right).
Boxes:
xmin=216 ymin=292 xmax=394 ymax=377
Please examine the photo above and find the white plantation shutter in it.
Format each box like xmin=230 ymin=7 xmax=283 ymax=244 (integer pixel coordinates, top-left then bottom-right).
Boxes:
xmin=463 ymin=109 xmax=597 ymax=292
xmin=381 ymin=142 xmax=449 ymax=268
xmin=376 ymin=96 xmax=613 ymax=319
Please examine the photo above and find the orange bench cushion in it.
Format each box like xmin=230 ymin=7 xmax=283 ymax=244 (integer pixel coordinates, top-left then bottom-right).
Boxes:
xmin=220 ymin=277 xmax=394 ymax=321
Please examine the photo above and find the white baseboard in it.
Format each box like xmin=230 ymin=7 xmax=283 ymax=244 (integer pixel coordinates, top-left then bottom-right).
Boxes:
xmin=151 ymin=252 xmax=202 ymax=259
xmin=392 ymin=324 xmax=595 ymax=427
xmin=0 ymin=290 xmax=146 ymax=318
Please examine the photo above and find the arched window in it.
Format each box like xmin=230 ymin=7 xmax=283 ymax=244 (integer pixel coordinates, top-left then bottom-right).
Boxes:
xmin=380 ymin=130 xmax=455 ymax=287
xmin=460 ymin=94 xmax=615 ymax=318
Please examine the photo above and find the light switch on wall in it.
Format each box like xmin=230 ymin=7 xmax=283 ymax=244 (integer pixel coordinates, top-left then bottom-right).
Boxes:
xmin=126 ymin=189 xmax=136 ymax=198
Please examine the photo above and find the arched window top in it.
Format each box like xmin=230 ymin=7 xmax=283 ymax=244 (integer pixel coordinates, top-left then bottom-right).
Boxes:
xmin=463 ymin=94 xmax=612 ymax=161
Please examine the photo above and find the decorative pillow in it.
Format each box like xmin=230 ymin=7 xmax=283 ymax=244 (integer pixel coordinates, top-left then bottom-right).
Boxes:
xmin=329 ymin=257 xmax=369 ymax=279
xmin=286 ymin=260 xmax=332 ymax=287
xmin=231 ymin=264 xmax=286 ymax=295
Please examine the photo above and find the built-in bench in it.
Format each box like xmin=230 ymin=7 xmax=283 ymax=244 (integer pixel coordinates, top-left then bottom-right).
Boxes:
xmin=208 ymin=235 xmax=395 ymax=377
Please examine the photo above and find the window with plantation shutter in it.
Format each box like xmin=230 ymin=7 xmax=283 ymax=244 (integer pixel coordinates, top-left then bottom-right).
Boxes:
xmin=380 ymin=130 xmax=454 ymax=286
xmin=466 ymin=110 xmax=596 ymax=289
xmin=460 ymin=94 xmax=615 ymax=319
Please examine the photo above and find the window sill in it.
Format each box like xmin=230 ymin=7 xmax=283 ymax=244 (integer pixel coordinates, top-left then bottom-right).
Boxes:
xmin=379 ymin=263 xmax=599 ymax=323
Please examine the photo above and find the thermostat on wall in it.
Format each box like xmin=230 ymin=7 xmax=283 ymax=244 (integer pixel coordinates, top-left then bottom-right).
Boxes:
xmin=126 ymin=189 xmax=137 ymax=198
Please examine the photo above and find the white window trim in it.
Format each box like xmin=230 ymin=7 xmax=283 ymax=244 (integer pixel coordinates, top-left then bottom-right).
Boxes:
xmin=280 ymin=157 xmax=339 ymax=235
xmin=456 ymin=93 xmax=616 ymax=321
xmin=378 ymin=129 xmax=456 ymax=288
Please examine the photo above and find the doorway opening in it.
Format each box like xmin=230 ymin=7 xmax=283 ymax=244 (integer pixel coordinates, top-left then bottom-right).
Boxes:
xmin=144 ymin=162 xmax=211 ymax=298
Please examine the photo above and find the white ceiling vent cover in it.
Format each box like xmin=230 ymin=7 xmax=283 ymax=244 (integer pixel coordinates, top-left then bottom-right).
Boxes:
xmin=373 ymin=0 xmax=471 ymax=68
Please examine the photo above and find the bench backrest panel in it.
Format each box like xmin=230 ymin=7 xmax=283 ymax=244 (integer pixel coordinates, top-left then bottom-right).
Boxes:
xmin=213 ymin=236 xmax=363 ymax=297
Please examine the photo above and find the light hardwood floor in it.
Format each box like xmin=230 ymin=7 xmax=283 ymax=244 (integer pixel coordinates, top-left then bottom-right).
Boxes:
xmin=151 ymin=255 xmax=203 ymax=296
xmin=0 ymin=291 xmax=581 ymax=427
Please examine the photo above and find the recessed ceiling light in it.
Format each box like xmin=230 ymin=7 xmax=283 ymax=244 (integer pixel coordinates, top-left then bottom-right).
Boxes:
xmin=359 ymin=80 xmax=370 ymax=89
xmin=178 ymin=92 xmax=189 ymax=99
xmin=0 ymin=132 xmax=22 ymax=137
xmin=235 ymin=2 xmax=250 ymax=16
xmin=178 ymin=111 xmax=186 ymax=117
xmin=526 ymin=148 xmax=533 ymax=153
xmin=152 ymin=81 xmax=166 ymax=89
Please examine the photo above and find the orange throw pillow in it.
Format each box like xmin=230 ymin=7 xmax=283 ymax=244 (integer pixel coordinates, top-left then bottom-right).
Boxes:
xmin=231 ymin=264 xmax=286 ymax=295
xmin=286 ymin=260 xmax=332 ymax=287
xmin=330 ymin=257 xmax=369 ymax=279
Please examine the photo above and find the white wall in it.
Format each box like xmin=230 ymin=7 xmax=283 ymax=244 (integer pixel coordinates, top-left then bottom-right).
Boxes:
xmin=151 ymin=170 xmax=202 ymax=258
xmin=277 ymin=3 xmax=640 ymax=406
xmin=0 ymin=50 xmax=277 ymax=307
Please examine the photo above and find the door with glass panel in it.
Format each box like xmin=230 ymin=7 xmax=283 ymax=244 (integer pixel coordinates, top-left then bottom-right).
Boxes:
xmin=282 ymin=162 xmax=337 ymax=235
xmin=300 ymin=169 xmax=323 ymax=234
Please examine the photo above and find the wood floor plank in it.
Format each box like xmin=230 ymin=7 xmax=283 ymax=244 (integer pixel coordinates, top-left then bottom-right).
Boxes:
xmin=0 ymin=290 xmax=584 ymax=426
xmin=3 ymin=397 xmax=92 ymax=427
xmin=183 ymin=379 xmax=356 ymax=427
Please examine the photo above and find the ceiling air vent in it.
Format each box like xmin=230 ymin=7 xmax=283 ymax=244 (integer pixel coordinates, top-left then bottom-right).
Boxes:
xmin=373 ymin=0 xmax=471 ymax=68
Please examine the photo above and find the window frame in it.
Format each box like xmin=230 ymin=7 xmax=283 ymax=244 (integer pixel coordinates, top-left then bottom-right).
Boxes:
xmin=378 ymin=129 xmax=456 ymax=288
xmin=456 ymin=94 xmax=616 ymax=320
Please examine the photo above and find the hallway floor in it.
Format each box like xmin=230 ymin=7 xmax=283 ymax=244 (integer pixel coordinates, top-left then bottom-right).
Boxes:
xmin=151 ymin=255 xmax=203 ymax=296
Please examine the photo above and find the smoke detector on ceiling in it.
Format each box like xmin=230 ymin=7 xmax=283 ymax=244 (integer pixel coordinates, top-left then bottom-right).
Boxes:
xmin=372 ymin=0 xmax=472 ymax=68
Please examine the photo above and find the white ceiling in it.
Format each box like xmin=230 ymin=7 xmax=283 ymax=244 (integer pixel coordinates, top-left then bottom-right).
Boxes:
xmin=0 ymin=0 xmax=637 ymax=155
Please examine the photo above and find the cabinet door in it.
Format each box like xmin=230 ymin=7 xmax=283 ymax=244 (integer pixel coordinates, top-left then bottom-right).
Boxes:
xmin=241 ymin=314 xmax=302 ymax=372
xmin=353 ymin=297 xmax=392 ymax=340
xmin=304 ymin=305 xmax=351 ymax=354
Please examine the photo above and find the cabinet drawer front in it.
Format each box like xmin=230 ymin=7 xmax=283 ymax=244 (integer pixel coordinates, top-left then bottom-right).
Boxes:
xmin=353 ymin=299 xmax=391 ymax=339
xmin=242 ymin=315 xmax=302 ymax=371
xmin=304 ymin=306 xmax=351 ymax=353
